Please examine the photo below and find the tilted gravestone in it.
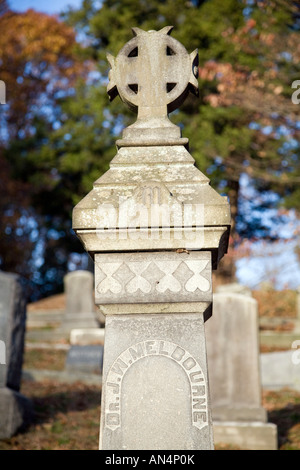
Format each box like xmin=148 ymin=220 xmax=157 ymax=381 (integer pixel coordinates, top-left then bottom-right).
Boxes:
xmin=72 ymin=27 xmax=230 ymax=450
xmin=205 ymin=293 xmax=277 ymax=450
xmin=0 ymin=272 xmax=32 ymax=439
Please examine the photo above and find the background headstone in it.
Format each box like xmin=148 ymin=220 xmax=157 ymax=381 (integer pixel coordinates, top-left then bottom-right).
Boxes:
xmin=69 ymin=328 xmax=105 ymax=346
xmin=0 ymin=271 xmax=32 ymax=438
xmin=61 ymin=270 xmax=99 ymax=331
xmin=260 ymin=349 xmax=300 ymax=391
xmin=0 ymin=272 xmax=27 ymax=391
xmin=205 ymin=292 xmax=277 ymax=450
xmin=215 ymin=282 xmax=252 ymax=297
xmin=65 ymin=344 xmax=103 ymax=374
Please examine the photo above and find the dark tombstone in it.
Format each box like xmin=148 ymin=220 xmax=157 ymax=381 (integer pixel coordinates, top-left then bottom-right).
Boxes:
xmin=0 ymin=272 xmax=32 ymax=439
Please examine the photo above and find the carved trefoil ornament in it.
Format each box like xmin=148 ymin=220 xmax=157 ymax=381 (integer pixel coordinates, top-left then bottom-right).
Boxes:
xmin=95 ymin=251 xmax=211 ymax=304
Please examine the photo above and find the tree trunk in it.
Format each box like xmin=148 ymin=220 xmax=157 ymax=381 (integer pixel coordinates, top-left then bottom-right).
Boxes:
xmin=227 ymin=178 xmax=240 ymax=245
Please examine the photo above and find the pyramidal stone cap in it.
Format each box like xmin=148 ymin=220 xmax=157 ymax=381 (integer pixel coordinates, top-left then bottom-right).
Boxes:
xmin=73 ymin=27 xmax=230 ymax=268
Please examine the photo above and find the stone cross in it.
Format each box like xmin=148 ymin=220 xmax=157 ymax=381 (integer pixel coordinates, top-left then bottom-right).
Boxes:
xmin=73 ymin=27 xmax=230 ymax=450
xmin=107 ymin=27 xmax=198 ymax=147
xmin=107 ymin=26 xmax=198 ymax=118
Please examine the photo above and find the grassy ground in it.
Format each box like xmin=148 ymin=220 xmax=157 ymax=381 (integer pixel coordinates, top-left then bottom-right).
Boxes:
xmin=0 ymin=379 xmax=101 ymax=450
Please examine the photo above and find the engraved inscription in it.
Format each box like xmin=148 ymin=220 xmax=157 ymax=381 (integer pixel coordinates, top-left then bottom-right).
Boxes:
xmin=105 ymin=340 xmax=208 ymax=432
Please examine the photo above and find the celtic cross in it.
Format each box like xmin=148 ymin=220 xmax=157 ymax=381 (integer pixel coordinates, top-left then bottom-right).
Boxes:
xmin=107 ymin=26 xmax=198 ymax=124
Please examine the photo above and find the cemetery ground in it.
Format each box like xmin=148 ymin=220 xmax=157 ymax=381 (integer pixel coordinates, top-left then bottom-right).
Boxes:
xmin=1 ymin=288 xmax=300 ymax=451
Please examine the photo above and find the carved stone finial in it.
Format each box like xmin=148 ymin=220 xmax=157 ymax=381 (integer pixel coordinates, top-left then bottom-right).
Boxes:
xmin=107 ymin=27 xmax=199 ymax=147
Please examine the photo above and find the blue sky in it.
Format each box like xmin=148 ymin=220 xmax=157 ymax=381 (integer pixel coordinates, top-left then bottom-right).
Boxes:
xmin=9 ymin=0 xmax=82 ymax=14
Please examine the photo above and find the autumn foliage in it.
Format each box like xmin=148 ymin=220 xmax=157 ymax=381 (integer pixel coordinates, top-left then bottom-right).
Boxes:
xmin=0 ymin=8 xmax=87 ymax=140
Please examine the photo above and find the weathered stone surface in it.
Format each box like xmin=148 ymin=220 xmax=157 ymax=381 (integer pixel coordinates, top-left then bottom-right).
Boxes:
xmin=99 ymin=312 xmax=213 ymax=450
xmin=64 ymin=270 xmax=95 ymax=314
xmin=215 ymin=282 xmax=252 ymax=297
xmin=205 ymin=293 xmax=265 ymax=421
xmin=61 ymin=270 xmax=99 ymax=330
xmin=205 ymin=293 xmax=277 ymax=450
xmin=70 ymin=328 xmax=105 ymax=346
xmin=73 ymin=144 xmax=230 ymax=263
xmin=0 ymin=272 xmax=27 ymax=391
xmin=213 ymin=422 xmax=277 ymax=451
xmin=65 ymin=345 xmax=103 ymax=374
xmin=95 ymin=251 xmax=211 ymax=305
xmin=107 ymin=27 xmax=198 ymax=147
xmin=0 ymin=387 xmax=33 ymax=439
xmin=260 ymin=350 xmax=300 ymax=391
xmin=0 ymin=272 xmax=32 ymax=439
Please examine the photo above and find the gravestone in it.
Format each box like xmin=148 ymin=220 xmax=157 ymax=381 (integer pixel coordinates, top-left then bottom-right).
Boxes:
xmin=72 ymin=27 xmax=230 ymax=450
xmin=205 ymin=293 xmax=277 ymax=449
xmin=260 ymin=349 xmax=300 ymax=391
xmin=65 ymin=344 xmax=103 ymax=374
xmin=70 ymin=328 xmax=105 ymax=346
xmin=216 ymin=282 xmax=252 ymax=297
xmin=61 ymin=270 xmax=99 ymax=332
xmin=0 ymin=272 xmax=32 ymax=438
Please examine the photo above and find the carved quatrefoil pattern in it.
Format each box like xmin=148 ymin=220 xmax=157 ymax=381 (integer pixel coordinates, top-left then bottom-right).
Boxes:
xmin=96 ymin=258 xmax=210 ymax=298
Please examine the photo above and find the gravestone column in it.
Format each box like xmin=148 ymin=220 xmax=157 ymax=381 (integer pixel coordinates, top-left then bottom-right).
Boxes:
xmin=73 ymin=27 xmax=230 ymax=450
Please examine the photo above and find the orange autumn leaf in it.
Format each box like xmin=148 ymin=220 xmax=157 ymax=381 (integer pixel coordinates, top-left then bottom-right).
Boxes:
xmin=0 ymin=9 xmax=90 ymax=139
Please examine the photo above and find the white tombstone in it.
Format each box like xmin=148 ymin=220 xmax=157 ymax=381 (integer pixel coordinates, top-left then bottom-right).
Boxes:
xmin=205 ymin=293 xmax=278 ymax=450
